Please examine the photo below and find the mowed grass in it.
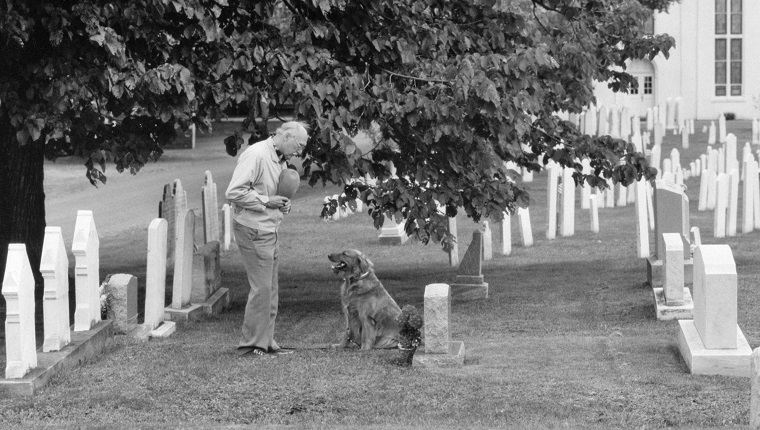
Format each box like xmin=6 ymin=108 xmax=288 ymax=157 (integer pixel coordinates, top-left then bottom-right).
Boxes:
xmin=1 ymin=121 xmax=759 ymax=429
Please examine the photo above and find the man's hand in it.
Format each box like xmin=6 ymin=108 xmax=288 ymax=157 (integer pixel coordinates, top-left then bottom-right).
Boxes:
xmin=279 ymin=201 xmax=292 ymax=213
xmin=265 ymin=196 xmax=289 ymax=209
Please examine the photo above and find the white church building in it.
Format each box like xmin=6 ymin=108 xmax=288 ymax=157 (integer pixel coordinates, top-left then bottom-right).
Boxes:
xmin=595 ymin=0 xmax=760 ymax=120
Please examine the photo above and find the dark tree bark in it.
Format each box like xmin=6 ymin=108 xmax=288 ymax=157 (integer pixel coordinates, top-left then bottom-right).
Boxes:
xmin=0 ymin=110 xmax=46 ymax=302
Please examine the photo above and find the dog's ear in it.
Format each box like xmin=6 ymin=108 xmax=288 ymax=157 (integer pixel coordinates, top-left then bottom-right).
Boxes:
xmin=358 ymin=253 xmax=374 ymax=274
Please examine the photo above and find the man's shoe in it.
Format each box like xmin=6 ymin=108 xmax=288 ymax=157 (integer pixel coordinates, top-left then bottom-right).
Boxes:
xmin=237 ymin=347 xmax=272 ymax=357
xmin=268 ymin=347 xmax=295 ymax=355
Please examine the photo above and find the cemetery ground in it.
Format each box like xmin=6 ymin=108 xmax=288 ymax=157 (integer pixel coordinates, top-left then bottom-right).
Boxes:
xmin=1 ymin=122 xmax=759 ymax=429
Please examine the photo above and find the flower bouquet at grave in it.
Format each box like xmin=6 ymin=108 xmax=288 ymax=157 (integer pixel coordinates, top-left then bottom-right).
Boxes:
xmin=395 ymin=305 xmax=423 ymax=366
xmin=99 ymin=281 xmax=111 ymax=320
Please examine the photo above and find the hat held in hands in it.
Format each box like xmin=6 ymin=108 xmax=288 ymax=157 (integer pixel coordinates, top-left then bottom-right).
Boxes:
xmin=277 ymin=168 xmax=300 ymax=199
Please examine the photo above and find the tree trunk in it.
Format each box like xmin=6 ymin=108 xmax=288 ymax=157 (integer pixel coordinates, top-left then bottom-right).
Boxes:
xmin=0 ymin=111 xmax=46 ymax=304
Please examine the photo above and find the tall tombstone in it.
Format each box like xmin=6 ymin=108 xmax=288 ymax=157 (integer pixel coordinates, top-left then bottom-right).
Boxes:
xmin=580 ymin=159 xmax=592 ymax=210
xmin=727 ymin=169 xmax=739 ymax=236
xmin=645 ymin=107 xmax=654 ymax=131
xmin=708 ymin=121 xmax=717 ymax=145
xmin=620 ymin=106 xmax=631 ymax=138
xmin=697 ymin=170 xmax=710 ymax=211
xmin=597 ymin=105 xmax=609 ymax=136
xmin=3 ymin=244 xmax=37 ymax=378
xmin=706 ymin=170 xmax=718 ymax=210
xmin=726 ymin=133 xmax=738 ymax=174
xmin=634 ymin=179 xmax=649 ymax=258
xmin=645 ymin=181 xmax=655 ymax=231
xmin=744 ymin=160 xmax=758 ymax=233
xmin=657 ymin=103 xmax=666 ymax=126
xmin=159 ymin=182 xmax=176 ymax=263
xmin=670 ymin=148 xmax=680 ymax=171
xmin=221 ymin=203 xmax=232 ymax=251
xmin=665 ymin=97 xmax=676 ymax=130
xmin=201 ymin=171 xmax=220 ymax=244
xmin=652 ymin=180 xmax=690 ymax=261
xmin=681 ymin=126 xmax=689 ymax=149
xmin=718 ymin=113 xmax=727 ymax=143
xmin=604 ymin=185 xmax=615 ymax=208
xmin=609 ymin=106 xmax=620 ymax=138
xmin=708 ymin=148 xmax=719 ymax=175
xmin=662 ymin=159 xmax=673 ymax=176
xmin=377 ymin=214 xmax=408 ymax=244
xmin=632 ymin=114 xmax=642 ymax=137
xmin=499 ymin=212 xmax=511 ymax=256
xmin=677 ymin=244 xmax=751 ymax=377
xmin=584 ymin=107 xmax=597 ymax=136
xmin=649 ymin=144 xmax=661 ymax=176
xmin=589 ymin=194 xmax=599 ymax=233
xmin=424 ymin=283 xmax=450 ymax=354
xmin=517 ymin=207 xmax=533 ymax=247
xmin=173 ymin=210 xmax=195 ymax=309
xmin=447 ymin=215 xmax=458 ymax=267
xmin=72 ymin=210 xmax=101 ymax=332
xmin=41 ymin=227 xmax=71 ymax=352
xmin=144 ymin=218 xmax=169 ymax=330
xmin=753 ymin=160 xmax=760 ymax=229
xmin=653 ymin=123 xmax=664 ymax=147
xmin=615 ymin=183 xmax=627 ymax=207
xmin=559 ymin=167 xmax=575 ymax=237
xmin=450 ymin=231 xmax=488 ymax=300
xmin=546 ymin=164 xmax=559 ymax=240
xmin=480 ymin=221 xmax=492 ymax=261
xmin=714 ymin=173 xmax=729 ymax=238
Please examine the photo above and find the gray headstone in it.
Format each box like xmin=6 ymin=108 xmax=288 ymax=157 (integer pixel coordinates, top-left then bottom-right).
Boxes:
xmin=106 ymin=274 xmax=138 ymax=334
xmin=190 ymin=241 xmax=221 ymax=303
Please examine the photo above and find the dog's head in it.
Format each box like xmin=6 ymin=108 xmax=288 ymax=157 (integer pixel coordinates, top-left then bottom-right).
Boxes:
xmin=328 ymin=249 xmax=374 ymax=278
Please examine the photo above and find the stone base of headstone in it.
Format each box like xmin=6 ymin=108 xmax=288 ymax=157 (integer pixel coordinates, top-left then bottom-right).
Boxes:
xmin=652 ymin=287 xmax=694 ymax=320
xmin=378 ymin=225 xmax=408 ymax=245
xmin=164 ymin=303 xmax=205 ymax=323
xmin=126 ymin=324 xmax=151 ymax=343
xmin=677 ymin=319 xmax=751 ymax=378
xmin=412 ymin=341 xmax=466 ymax=368
xmin=195 ymin=287 xmax=230 ymax=315
xmin=150 ymin=321 xmax=177 ymax=338
xmin=646 ymin=256 xmax=693 ymax=287
xmin=450 ymin=276 xmax=488 ymax=300
xmin=0 ymin=320 xmax=113 ymax=397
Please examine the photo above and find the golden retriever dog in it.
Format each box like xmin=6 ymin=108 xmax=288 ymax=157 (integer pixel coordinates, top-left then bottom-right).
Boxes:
xmin=328 ymin=249 xmax=402 ymax=349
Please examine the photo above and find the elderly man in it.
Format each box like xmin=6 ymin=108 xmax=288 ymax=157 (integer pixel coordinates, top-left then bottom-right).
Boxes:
xmin=225 ymin=121 xmax=308 ymax=357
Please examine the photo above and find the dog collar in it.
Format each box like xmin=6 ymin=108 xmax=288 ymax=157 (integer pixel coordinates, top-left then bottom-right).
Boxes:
xmin=348 ymin=271 xmax=371 ymax=284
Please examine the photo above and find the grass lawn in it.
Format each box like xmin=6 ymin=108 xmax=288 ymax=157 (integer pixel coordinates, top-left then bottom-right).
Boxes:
xmin=1 ymin=121 xmax=759 ymax=429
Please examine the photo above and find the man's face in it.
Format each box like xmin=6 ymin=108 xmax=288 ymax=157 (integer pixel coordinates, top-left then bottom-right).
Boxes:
xmin=280 ymin=132 xmax=307 ymax=161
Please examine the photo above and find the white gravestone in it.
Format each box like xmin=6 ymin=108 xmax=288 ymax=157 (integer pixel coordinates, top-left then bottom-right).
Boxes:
xmin=72 ymin=210 xmax=101 ymax=332
xmin=677 ymin=245 xmax=751 ymax=377
xmin=604 ymin=186 xmax=615 ymax=208
xmin=634 ymin=179 xmax=649 ymax=258
xmin=662 ymin=233 xmax=686 ymax=305
xmin=413 ymin=283 xmax=465 ymax=368
xmin=173 ymin=210 xmax=195 ymax=309
xmin=481 ymin=221 xmax=492 ymax=261
xmin=616 ymin=183 xmax=627 ymax=207
xmin=726 ymin=134 xmax=738 ymax=174
xmin=424 ymin=283 xmax=450 ymax=353
xmin=580 ymin=159 xmax=591 ymax=210
xmin=202 ymin=170 xmax=220 ymax=244
xmin=744 ymin=160 xmax=758 ymax=233
xmin=713 ymin=173 xmax=729 ymax=238
xmin=378 ymin=214 xmax=408 ymax=244
xmin=41 ymin=227 xmax=71 ymax=352
xmin=597 ymin=105 xmax=608 ymax=136
xmin=3 ymin=244 xmax=37 ymax=378
xmin=753 ymin=160 xmax=760 ymax=229
xmin=499 ymin=212 xmax=511 ymax=256
xmin=222 ymin=203 xmax=232 ymax=251
xmin=447 ymin=215 xmax=458 ymax=267
xmin=589 ymin=195 xmax=599 ymax=233
xmin=708 ymin=121 xmax=716 ymax=145
xmin=517 ymin=207 xmax=533 ymax=247
xmin=560 ymin=167 xmax=575 ymax=237
xmin=727 ymin=169 xmax=739 ymax=236
xmin=546 ymin=164 xmax=559 ymax=240
xmin=718 ymin=114 xmax=727 ymax=144
xmin=144 ymin=218 xmax=176 ymax=337
xmin=681 ymin=127 xmax=689 ymax=149
xmin=706 ymin=170 xmax=718 ymax=210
